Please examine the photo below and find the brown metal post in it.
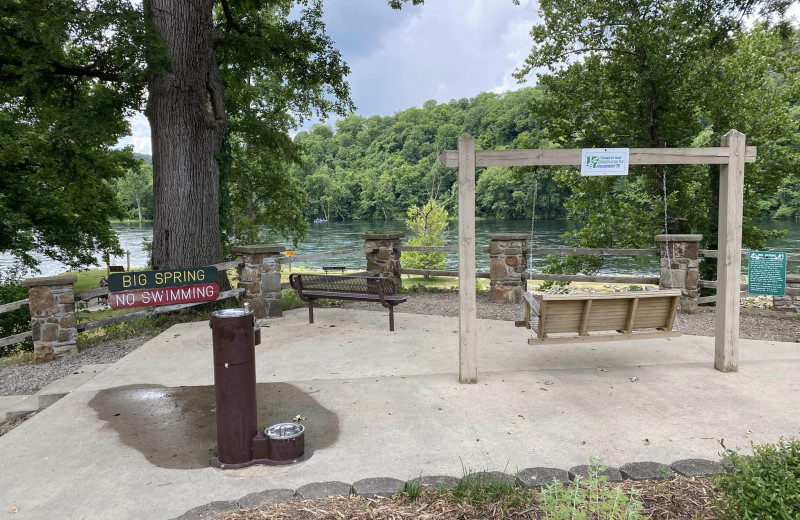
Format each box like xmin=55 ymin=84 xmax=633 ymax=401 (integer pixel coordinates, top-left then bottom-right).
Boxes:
xmin=210 ymin=308 xmax=258 ymax=466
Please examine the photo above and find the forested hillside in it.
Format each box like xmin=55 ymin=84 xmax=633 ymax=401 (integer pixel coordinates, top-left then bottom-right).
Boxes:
xmin=289 ymin=88 xmax=571 ymax=222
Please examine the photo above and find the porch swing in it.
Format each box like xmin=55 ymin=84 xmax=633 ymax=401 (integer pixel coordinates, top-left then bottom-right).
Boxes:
xmin=514 ymin=167 xmax=682 ymax=345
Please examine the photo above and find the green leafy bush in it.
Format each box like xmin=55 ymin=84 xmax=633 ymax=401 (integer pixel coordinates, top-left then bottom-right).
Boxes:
xmin=717 ymin=437 xmax=800 ymax=519
xmin=0 ymin=268 xmax=32 ymax=356
xmin=281 ymin=289 xmax=306 ymax=310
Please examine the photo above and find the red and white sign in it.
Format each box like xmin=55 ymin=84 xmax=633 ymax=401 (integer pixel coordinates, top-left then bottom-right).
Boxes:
xmin=109 ymin=283 xmax=220 ymax=310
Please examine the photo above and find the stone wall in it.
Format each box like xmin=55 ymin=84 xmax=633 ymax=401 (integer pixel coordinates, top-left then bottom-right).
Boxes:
xmin=233 ymin=245 xmax=284 ymax=319
xmin=363 ymin=233 xmax=403 ymax=286
xmin=22 ymin=275 xmax=78 ymax=363
xmin=488 ymin=233 xmax=528 ymax=304
xmin=655 ymin=234 xmax=701 ymax=313
xmin=773 ymin=276 xmax=800 ymax=313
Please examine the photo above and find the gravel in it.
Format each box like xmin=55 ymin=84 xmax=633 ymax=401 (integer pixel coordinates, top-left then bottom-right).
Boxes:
xmin=0 ymin=335 xmax=154 ymax=396
xmin=325 ymin=290 xmax=800 ymax=343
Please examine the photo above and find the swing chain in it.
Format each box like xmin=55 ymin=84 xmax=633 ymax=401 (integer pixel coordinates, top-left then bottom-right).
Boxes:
xmin=662 ymin=166 xmax=680 ymax=332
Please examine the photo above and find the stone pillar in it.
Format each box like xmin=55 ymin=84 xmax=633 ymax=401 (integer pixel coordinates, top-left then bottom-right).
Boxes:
xmin=233 ymin=245 xmax=285 ymax=319
xmin=773 ymin=275 xmax=800 ymax=313
xmin=362 ymin=233 xmax=403 ymax=286
xmin=22 ymin=275 xmax=78 ymax=363
xmin=488 ymin=233 xmax=528 ymax=304
xmin=656 ymin=234 xmax=702 ymax=314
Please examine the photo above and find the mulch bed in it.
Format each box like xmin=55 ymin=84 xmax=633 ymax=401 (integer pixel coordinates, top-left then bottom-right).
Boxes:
xmin=220 ymin=476 xmax=721 ymax=519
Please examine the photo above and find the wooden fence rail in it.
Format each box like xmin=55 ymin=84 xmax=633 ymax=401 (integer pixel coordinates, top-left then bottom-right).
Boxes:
xmin=0 ymin=331 xmax=33 ymax=350
xmin=525 ymin=273 xmax=660 ymax=284
xmin=698 ymin=280 xmax=800 ymax=296
xmin=699 ymin=250 xmax=800 ymax=262
xmin=279 ymin=247 xmax=374 ymax=264
xmin=525 ymin=248 xmax=659 ymax=257
xmin=77 ymin=288 xmax=244 ymax=332
xmin=397 ymin=268 xmax=491 ymax=278
xmin=0 ymin=299 xmax=28 ymax=314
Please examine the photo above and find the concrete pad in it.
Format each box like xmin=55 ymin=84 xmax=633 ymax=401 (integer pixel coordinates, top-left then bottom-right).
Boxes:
xmin=37 ymin=364 xmax=110 ymax=408
xmin=0 ymin=308 xmax=798 ymax=519
xmin=0 ymin=395 xmax=30 ymax=421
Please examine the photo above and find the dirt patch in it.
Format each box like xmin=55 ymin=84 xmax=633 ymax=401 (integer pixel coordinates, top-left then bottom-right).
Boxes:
xmin=88 ymin=383 xmax=338 ymax=469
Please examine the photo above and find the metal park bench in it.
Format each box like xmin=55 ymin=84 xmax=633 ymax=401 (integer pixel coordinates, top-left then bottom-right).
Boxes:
xmin=516 ymin=290 xmax=682 ymax=344
xmin=289 ymin=274 xmax=407 ymax=331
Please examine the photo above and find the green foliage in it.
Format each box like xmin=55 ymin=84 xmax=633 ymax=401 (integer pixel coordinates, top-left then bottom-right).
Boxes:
xmin=0 ymin=0 xmax=156 ymax=269
xmin=2 ymin=0 xmax=353 ymax=269
xmin=116 ymin=161 xmax=153 ymax=222
xmin=515 ymin=0 xmax=800 ymax=258
xmin=217 ymin=0 xmax=352 ymax=252
xmin=450 ymin=469 xmax=528 ymax=510
xmin=403 ymin=200 xmax=449 ymax=272
xmin=717 ymin=437 xmax=800 ymax=519
xmin=0 ymin=268 xmax=32 ymax=356
xmin=281 ymin=289 xmax=306 ymax=311
xmin=290 ymin=89 xmax=560 ymax=222
xmin=539 ymin=457 xmax=645 ymax=519
xmin=399 ymin=477 xmax=423 ymax=501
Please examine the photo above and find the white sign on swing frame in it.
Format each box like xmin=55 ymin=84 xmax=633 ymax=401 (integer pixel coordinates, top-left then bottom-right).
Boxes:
xmin=581 ymin=148 xmax=630 ymax=176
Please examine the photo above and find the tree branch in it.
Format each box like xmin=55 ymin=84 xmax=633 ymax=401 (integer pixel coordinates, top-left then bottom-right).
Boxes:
xmin=219 ymin=0 xmax=243 ymax=34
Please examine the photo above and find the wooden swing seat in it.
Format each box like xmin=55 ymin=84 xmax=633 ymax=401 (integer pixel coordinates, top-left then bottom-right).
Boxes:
xmin=515 ymin=290 xmax=681 ymax=345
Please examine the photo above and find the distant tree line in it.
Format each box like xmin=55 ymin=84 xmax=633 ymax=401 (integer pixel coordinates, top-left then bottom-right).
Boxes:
xmin=291 ymin=88 xmax=571 ymax=222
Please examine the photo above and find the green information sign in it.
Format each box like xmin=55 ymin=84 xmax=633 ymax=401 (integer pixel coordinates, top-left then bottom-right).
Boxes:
xmin=108 ymin=266 xmax=219 ymax=292
xmin=748 ymin=251 xmax=786 ymax=296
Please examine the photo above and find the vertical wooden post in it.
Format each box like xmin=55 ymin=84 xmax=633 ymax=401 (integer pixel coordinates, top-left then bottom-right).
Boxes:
xmin=458 ymin=133 xmax=477 ymax=383
xmin=715 ymin=130 xmax=746 ymax=372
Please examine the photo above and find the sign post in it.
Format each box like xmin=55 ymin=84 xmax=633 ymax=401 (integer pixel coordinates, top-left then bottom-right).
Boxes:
xmin=747 ymin=251 xmax=786 ymax=296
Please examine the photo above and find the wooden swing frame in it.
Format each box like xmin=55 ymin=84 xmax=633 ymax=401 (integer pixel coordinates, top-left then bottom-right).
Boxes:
xmin=439 ymin=131 xmax=756 ymax=383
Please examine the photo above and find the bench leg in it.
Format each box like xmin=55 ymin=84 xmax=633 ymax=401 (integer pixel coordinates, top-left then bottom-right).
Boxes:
xmin=308 ymin=299 xmax=314 ymax=324
xmin=389 ymin=305 xmax=395 ymax=332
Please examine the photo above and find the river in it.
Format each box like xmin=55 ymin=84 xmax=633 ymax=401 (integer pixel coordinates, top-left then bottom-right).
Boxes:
xmin=2 ymin=219 xmax=799 ymax=277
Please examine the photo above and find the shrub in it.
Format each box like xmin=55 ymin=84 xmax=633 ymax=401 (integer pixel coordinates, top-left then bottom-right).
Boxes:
xmin=281 ymin=289 xmax=306 ymax=311
xmin=717 ymin=437 xmax=800 ymax=519
xmin=0 ymin=268 xmax=33 ymax=356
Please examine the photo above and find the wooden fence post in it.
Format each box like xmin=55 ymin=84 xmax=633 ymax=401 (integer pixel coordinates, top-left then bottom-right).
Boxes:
xmin=458 ymin=133 xmax=477 ymax=383
xmin=715 ymin=130 xmax=746 ymax=372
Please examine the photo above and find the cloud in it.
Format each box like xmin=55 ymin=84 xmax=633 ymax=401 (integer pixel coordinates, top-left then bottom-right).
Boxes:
xmin=121 ymin=0 xmax=541 ymax=146
xmin=332 ymin=0 xmax=539 ymax=116
xmin=118 ymin=112 xmax=151 ymax=155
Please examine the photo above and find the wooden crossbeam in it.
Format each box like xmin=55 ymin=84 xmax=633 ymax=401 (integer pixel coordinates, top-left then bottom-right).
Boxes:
xmin=440 ymin=146 xmax=757 ymax=168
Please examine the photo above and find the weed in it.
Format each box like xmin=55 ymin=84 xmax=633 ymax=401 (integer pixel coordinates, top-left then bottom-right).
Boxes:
xmin=399 ymin=475 xmax=422 ymax=502
xmin=449 ymin=464 xmax=529 ymax=511
xmin=539 ymin=456 xmax=645 ymax=519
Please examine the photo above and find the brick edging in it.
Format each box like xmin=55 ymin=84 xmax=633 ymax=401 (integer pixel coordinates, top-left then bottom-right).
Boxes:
xmin=172 ymin=457 xmax=726 ymax=519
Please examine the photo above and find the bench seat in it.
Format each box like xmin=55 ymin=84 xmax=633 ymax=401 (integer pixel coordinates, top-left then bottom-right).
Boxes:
xmin=516 ymin=290 xmax=681 ymax=344
xmin=289 ymin=274 xmax=407 ymax=331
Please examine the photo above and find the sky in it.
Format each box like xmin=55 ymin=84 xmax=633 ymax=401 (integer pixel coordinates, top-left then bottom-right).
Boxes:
xmin=118 ymin=0 xmax=540 ymax=155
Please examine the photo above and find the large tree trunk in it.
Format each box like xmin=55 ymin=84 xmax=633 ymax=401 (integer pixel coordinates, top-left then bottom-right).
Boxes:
xmin=144 ymin=0 xmax=226 ymax=269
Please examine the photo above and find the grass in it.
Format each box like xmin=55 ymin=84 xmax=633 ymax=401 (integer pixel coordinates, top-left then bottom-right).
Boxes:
xmin=61 ymin=268 xmax=108 ymax=293
xmin=0 ymin=349 xmax=34 ymax=367
xmin=77 ymin=300 xmax=237 ymax=348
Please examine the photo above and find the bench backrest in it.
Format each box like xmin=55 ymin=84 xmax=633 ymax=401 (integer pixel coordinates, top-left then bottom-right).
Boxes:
xmin=290 ymin=274 xmax=397 ymax=295
xmin=539 ymin=290 xmax=680 ymax=334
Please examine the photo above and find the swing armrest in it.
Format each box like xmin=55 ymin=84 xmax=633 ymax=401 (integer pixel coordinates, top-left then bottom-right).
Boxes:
xmin=522 ymin=291 xmax=541 ymax=317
